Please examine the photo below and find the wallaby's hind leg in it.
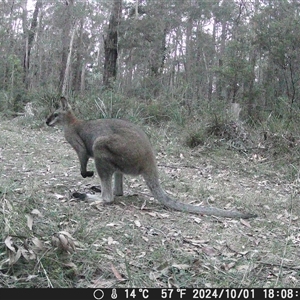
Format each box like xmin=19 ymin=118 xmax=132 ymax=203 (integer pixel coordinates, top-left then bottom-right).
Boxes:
xmin=94 ymin=157 xmax=114 ymax=203
xmin=100 ymin=175 xmax=114 ymax=203
xmin=114 ymin=172 xmax=123 ymax=196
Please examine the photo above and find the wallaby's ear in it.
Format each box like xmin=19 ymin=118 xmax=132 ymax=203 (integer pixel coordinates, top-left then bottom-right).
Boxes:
xmin=60 ymin=96 xmax=71 ymax=111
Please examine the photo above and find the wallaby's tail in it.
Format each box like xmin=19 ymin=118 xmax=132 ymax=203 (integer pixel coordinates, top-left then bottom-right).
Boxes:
xmin=73 ymin=179 xmax=257 ymax=219
xmin=145 ymin=178 xmax=257 ymax=219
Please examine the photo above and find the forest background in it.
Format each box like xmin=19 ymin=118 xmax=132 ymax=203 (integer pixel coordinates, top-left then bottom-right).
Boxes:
xmin=2 ymin=0 xmax=300 ymax=131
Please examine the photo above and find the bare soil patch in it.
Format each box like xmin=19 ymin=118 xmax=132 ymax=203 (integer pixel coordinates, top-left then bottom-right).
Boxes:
xmin=0 ymin=118 xmax=299 ymax=288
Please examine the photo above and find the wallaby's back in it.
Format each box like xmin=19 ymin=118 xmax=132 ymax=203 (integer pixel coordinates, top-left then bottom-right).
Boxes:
xmin=82 ymin=119 xmax=157 ymax=176
xmin=71 ymin=119 xmax=154 ymax=161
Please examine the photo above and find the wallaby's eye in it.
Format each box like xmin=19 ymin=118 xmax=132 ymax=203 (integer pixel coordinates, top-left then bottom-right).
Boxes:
xmin=53 ymin=112 xmax=59 ymax=117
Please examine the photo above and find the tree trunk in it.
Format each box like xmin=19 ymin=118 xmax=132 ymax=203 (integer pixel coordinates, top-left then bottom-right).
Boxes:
xmin=103 ymin=0 xmax=122 ymax=89
xmin=23 ymin=0 xmax=42 ymax=90
xmin=62 ymin=23 xmax=77 ymax=95
xmin=80 ymin=62 xmax=87 ymax=93
xmin=59 ymin=0 xmax=74 ymax=94
xmin=217 ymin=20 xmax=226 ymax=101
xmin=247 ymin=0 xmax=259 ymax=117
xmin=73 ymin=17 xmax=84 ymax=92
xmin=208 ymin=18 xmax=217 ymax=102
xmin=20 ymin=0 xmax=28 ymax=86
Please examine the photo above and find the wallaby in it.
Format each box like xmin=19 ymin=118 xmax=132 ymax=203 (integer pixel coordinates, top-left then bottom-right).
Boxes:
xmin=46 ymin=97 xmax=256 ymax=219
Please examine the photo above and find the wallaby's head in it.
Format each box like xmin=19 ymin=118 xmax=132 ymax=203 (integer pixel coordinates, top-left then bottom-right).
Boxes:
xmin=46 ymin=96 xmax=73 ymax=127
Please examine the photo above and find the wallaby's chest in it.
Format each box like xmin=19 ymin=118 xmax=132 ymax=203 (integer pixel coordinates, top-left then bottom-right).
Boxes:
xmin=64 ymin=127 xmax=98 ymax=158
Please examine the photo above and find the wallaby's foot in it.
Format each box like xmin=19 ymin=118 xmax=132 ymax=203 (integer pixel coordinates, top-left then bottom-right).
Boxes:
xmin=72 ymin=191 xmax=114 ymax=205
xmin=81 ymin=171 xmax=94 ymax=178
xmin=113 ymin=189 xmax=123 ymax=196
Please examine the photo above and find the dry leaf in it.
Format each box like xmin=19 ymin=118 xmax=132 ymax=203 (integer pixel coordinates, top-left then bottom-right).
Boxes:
xmin=88 ymin=278 xmax=116 ymax=288
xmin=63 ymin=262 xmax=77 ymax=268
xmin=172 ymin=264 xmax=190 ymax=270
xmin=58 ymin=231 xmax=75 ymax=239
xmin=26 ymin=214 xmax=33 ymax=230
xmin=202 ymin=246 xmax=218 ymax=256
xmin=240 ymin=219 xmax=251 ymax=228
xmin=110 ymin=263 xmax=125 ymax=281
xmin=26 ymin=275 xmax=39 ymax=281
xmin=31 ymin=209 xmax=43 ymax=217
xmin=141 ymin=200 xmax=147 ymax=210
xmin=158 ymin=213 xmax=170 ymax=218
xmin=142 ymin=236 xmax=149 ymax=242
xmin=222 ymin=262 xmax=236 ymax=271
xmin=108 ymin=236 xmax=114 ymax=245
xmin=116 ymin=248 xmax=125 ymax=257
xmin=134 ymin=220 xmax=141 ymax=227
xmin=106 ymin=223 xmax=117 ymax=227
xmin=52 ymin=232 xmax=76 ymax=253
xmin=191 ymin=216 xmax=202 ymax=224
xmin=146 ymin=212 xmax=157 ymax=217
xmin=21 ymin=248 xmax=36 ymax=260
xmin=149 ymin=271 xmax=160 ymax=281
xmin=236 ymin=264 xmax=250 ymax=271
xmin=4 ymin=236 xmax=16 ymax=253
xmin=31 ymin=237 xmax=44 ymax=251
xmin=54 ymin=193 xmax=64 ymax=200
xmin=59 ymin=234 xmax=68 ymax=248
xmin=9 ymin=247 xmax=22 ymax=265
xmin=107 ymin=236 xmax=119 ymax=245
xmin=137 ymin=252 xmax=146 ymax=258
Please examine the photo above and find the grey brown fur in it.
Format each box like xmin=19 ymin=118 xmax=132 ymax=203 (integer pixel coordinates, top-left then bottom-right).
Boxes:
xmin=46 ymin=97 xmax=256 ymax=219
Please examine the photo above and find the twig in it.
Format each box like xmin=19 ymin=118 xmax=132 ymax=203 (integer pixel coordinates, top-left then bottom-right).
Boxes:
xmin=35 ymin=249 xmax=53 ymax=288
xmin=158 ymin=163 xmax=203 ymax=171
xmin=39 ymin=258 xmax=54 ymax=288
xmin=258 ymin=262 xmax=300 ymax=271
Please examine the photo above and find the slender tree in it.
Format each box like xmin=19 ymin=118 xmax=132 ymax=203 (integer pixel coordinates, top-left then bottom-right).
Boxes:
xmin=59 ymin=0 xmax=74 ymax=94
xmin=103 ymin=0 xmax=122 ymax=89
xmin=23 ymin=0 xmax=42 ymax=89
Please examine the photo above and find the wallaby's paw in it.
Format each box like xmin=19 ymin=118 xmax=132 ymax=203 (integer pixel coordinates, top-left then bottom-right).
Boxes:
xmin=81 ymin=171 xmax=94 ymax=178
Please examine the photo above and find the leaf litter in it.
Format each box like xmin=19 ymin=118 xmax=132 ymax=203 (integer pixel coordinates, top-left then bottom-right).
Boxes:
xmin=0 ymin=119 xmax=299 ymax=287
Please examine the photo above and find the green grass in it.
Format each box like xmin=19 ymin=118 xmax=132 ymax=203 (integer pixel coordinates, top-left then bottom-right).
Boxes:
xmin=0 ymin=115 xmax=300 ymax=288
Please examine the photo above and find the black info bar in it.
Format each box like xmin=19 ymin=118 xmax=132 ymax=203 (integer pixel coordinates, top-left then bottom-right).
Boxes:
xmin=0 ymin=288 xmax=299 ymax=299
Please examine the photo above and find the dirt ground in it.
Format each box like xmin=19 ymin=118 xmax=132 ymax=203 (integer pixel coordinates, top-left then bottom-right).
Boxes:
xmin=0 ymin=117 xmax=299 ymax=288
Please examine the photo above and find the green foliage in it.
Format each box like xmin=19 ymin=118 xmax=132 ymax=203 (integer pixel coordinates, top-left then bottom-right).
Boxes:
xmin=184 ymin=125 xmax=206 ymax=148
xmin=72 ymin=92 xmax=143 ymax=122
xmin=0 ymin=54 xmax=27 ymax=113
